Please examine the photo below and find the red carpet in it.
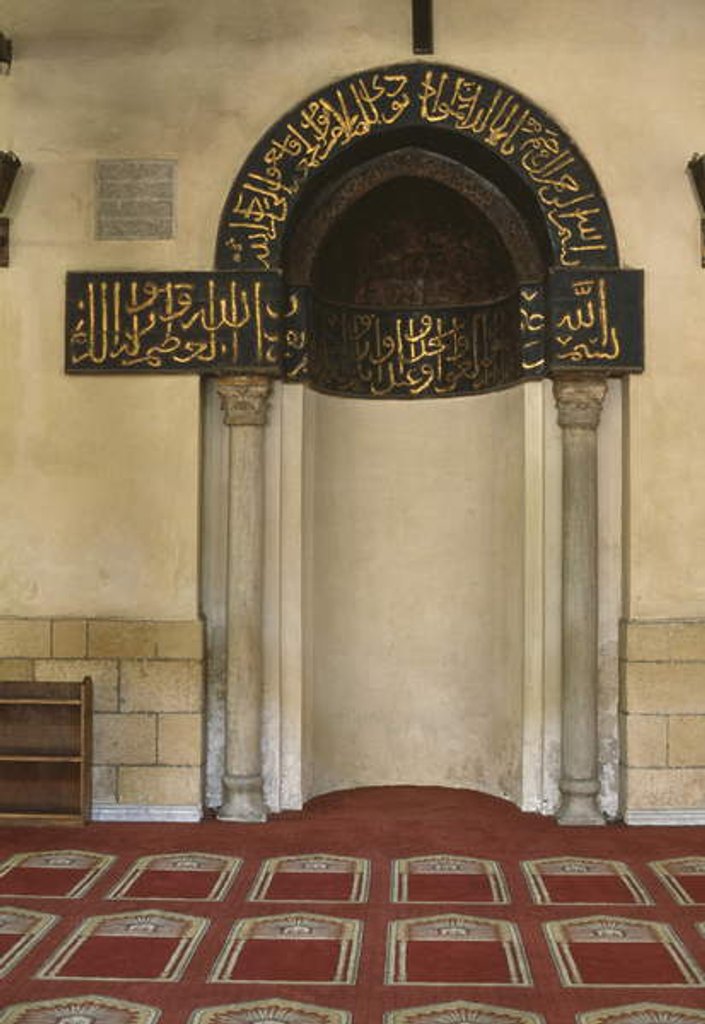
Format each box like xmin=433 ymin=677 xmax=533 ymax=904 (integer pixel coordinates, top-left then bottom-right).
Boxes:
xmin=0 ymin=786 xmax=703 ymax=1023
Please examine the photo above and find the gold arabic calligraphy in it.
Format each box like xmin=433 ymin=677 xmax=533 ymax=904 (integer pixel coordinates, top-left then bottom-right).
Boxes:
xmin=67 ymin=276 xmax=282 ymax=370
xmin=418 ymin=69 xmax=610 ymax=268
xmin=554 ymin=277 xmax=621 ymax=363
xmin=226 ymin=74 xmax=411 ymax=268
xmin=311 ymin=299 xmax=519 ymax=397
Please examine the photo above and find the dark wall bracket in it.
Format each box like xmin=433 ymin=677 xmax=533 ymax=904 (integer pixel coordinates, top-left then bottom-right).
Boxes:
xmin=0 ymin=217 xmax=8 ymax=268
xmin=687 ymin=154 xmax=705 ymax=267
xmin=0 ymin=151 xmax=21 ymax=267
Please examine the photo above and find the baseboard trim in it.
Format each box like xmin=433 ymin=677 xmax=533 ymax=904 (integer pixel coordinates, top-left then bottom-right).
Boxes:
xmin=624 ymin=808 xmax=705 ymax=826
xmin=91 ymin=803 xmax=203 ymax=823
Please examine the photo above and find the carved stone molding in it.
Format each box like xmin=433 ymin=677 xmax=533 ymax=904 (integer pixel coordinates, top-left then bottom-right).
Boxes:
xmin=217 ymin=375 xmax=272 ymax=427
xmin=553 ymin=375 xmax=608 ymax=430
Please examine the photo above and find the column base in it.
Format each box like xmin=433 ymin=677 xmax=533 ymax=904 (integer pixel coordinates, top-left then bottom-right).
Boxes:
xmin=557 ymin=781 xmax=605 ymax=826
xmin=218 ymin=773 xmax=267 ymax=822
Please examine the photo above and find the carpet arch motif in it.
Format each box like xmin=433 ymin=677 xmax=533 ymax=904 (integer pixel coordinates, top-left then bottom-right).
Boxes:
xmin=107 ymin=851 xmax=242 ymax=901
xmin=0 ymin=849 xmax=114 ymax=898
xmin=383 ymin=1001 xmax=544 ymax=1023
xmin=209 ymin=913 xmax=363 ymax=984
xmin=391 ymin=855 xmax=509 ymax=904
xmin=650 ymin=858 xmax=705 ymax=905
xmin=188 ymin=998 xmax=351 ymax=1024
xmin=544 ymin=915 xmax=705 ymax=987
xmin=385 ymin=914 xmax=531 ymax=986
xmin=577 ymin=1004 xmax=705 ymax=1023
xmin=522 ymin=857 xmax=653 ymax=905
xmin=0 ymin=994 xmax=161 ymax=1023
xmin=0 ymin=906 xmax=57 ymax=977
xmin=36 ymin=908 xmax=208 ymax=982
xmin=247 ymin=854 xmax=370 ymax=902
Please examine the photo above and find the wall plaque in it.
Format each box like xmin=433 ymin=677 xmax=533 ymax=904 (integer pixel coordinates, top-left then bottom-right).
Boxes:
xmin=96 ymin=160 xmax=175 ymax=241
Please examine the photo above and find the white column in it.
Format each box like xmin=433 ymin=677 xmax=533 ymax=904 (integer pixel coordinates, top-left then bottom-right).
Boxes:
xmin=216 ymin=375 xmax=272 ymax=821
xmin=553 ymin=374 xmax=607 ymax=826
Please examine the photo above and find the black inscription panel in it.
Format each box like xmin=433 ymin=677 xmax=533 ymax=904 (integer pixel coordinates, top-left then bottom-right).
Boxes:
xmin=65 ymin=272 xmax=285 ymax=373
xmin=520 ymin=282 xmax=547 ymax=377
xmin=65 ymin=271 xmax=642 ymax=387
xmin=309 ymin=297 xmax=522 ymax=398
xmin=217 ymin=63 xmax=618 ymax=273
xmin=548 ymin=269 xmax=644 ymax=372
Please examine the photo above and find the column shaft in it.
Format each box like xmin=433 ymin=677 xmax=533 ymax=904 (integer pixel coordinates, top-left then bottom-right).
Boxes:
xmin=554 ymin=374 xmax=607 ymax=826
xmin=217 ymin=375 xmax=271 ymax=821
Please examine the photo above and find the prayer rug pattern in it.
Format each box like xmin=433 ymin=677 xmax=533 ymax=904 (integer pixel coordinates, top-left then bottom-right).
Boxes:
xmin=188 ymin=998 xmax=352 ymax=1023
xmin=577 ymin=1004 xmax=705 ymax=1023
xmin=0 ymin=995 xmax=161 ymax=1024
xmin=385 ymin=914 xmax=532 ymax=986
xmin=0 ymin=849 xmax=114 ymax=898
xmin=1 ymin=787 xmax=705 ymax=1024
xmin=544 ymin=915 xmax=705 ymax=987
xmin=523 ymin=858 xmax=652 ymax=905
xmin=651 ymin=858 xmax=705 ymax=905
xmin=384 ymin=1002 xmax=545 ymax=1023
xmin=248 ymin=854 xmax=369 ymax=903
xmin=209 ymin=913 xmax=362 ymax=984
xmin=107 ymin=851 xmax=242 ymax=901
xmin=36 ymin=908 xmax=208 ymax=982
xmin=0 ymin=906 xmax=57 ymax=977
xmin=391 ymin=855 xmax=510 ymax=904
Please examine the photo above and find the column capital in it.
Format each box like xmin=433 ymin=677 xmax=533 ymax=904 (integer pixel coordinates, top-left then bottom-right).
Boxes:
xmin=217 ymin=375 xmax=272 ymax=427
xmin=553 ymin=374 xmax=608 ymax=430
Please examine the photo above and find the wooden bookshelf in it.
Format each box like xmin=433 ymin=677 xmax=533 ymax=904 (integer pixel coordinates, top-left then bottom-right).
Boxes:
xmin=0 ymin=677 xmax=92 ymax=825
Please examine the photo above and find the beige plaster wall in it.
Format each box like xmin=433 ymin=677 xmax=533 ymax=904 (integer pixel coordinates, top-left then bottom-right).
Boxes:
xmin=0 ymin=0 xmax=703 ymax=618
xmin=1 ymin=0 xmax=704 ymax=815
xmin=305 ymin=389 xmax=525 ymax=799
xmin=435 ymin=0 xmax=705 ymax=621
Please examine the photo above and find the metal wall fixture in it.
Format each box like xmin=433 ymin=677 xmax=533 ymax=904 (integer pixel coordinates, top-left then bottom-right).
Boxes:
xmin=687 ymin=153 xmax=705 ymax=267
xmin=0 ymin=33 xmax=12 ymax=74
xmin=0 ymin=152 xmax=21 ymax=267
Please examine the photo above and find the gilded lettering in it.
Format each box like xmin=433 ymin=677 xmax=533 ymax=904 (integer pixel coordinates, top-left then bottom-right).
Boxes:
xmin=554 ymin=278 xmax=621 ymax=363
xmin=66 ymin=273 xmax=283 ymax=372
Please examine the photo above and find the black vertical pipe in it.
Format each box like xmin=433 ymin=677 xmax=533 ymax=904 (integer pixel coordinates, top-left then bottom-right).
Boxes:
xmin=412 ymin=0 xmax=433 ymax=54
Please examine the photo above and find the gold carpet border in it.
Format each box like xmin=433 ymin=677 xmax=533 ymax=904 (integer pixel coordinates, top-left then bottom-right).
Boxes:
xmin=385 ymin=914 xmax=532 ymax=987
xmin=522 ymin=857 xmax=653 ymax=905
xmin=188 ymin=998 xmax=351 ymax=1024
xmin=247 ymin=854 xmax=370 ymax=903
xmin=577 ymin=1003 xmax=705 ymax=1024
xmin=107 ymin=852 xmax=242 ymax=901
xmin=0 ymin=849 xmax=115 ymax=899
xmin=209 ymin=913 xmax=363 ymax=985
xmin=391 ymin=855 xmax=510 ymax=904
xmin=36 ymin=908 xmax=208 ymax=983
xmin=650 ymin=857 xmax=705 ymax=906
xmin=384 ymin=1002 xmax=544 ymax=1024
xmin=0 ymin=995 xmax=160 ymax=1024
xmin=544 ymin=915 xmax=705 ymax=988
xmin=0 ymin=906 xmax=57 ymax=978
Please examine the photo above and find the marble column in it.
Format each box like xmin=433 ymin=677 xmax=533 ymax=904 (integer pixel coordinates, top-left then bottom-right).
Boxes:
xmin=216 ymin=375 xmax=272 ymax=822
xmin=553 ymin=374 xmax=608 ymax=826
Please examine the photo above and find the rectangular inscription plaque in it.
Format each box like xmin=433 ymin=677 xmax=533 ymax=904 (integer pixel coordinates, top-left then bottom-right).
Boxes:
xmin=96 ymin=160 xmax=175 ymax=241
xmin=548 ymin=269 xmax=644 ymax=373
xmin=65 ymin=271 xmax=285 ymax=373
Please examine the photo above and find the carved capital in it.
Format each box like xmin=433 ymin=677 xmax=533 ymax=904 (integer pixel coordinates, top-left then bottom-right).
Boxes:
xmin=217 ymin=375 xmax=272 ymax=427
xmin=553 ymin=374 xmax=608 ymax=430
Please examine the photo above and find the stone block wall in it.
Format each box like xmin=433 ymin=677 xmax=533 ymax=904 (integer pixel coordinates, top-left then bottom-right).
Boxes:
xmin=0 ymin=617 xmax=204 ymax=820
xmin=621 ymin=619 xmax=705 ymax=823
